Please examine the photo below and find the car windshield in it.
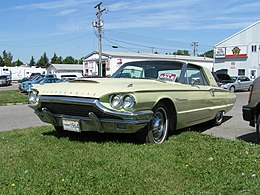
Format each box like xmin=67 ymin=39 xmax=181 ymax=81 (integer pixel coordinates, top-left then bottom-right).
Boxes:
xmin=32 ymin=75 xmax=42 ymax=81
xmin=33 ymin=77 xmax=45 ymax=83
xmin=231 ymin=76 xmax=238 ymax=82
xmin=111 ymin=61 xmax=183 ymax=83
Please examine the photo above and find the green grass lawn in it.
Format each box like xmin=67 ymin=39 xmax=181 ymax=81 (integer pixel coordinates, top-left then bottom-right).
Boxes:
xmin=0 ymin=90 xmax=28 ymax=105
xmin=1 ymin=126 xmax=259 ymax=194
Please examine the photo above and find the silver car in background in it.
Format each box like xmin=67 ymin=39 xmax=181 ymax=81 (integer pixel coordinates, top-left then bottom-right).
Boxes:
xmin=0 ymin=75 xmax=11 ymax=86
xmin=221 ymin=75 xmax=253 ymax=92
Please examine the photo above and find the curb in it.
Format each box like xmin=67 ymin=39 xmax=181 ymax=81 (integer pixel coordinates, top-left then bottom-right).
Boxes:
xmin=0 ymin=102 xmax=28 ymax=106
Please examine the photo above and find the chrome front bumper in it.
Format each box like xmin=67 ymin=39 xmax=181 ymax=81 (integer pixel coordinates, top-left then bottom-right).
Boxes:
xmin=29 ymin=96 xmax=153 ymax=133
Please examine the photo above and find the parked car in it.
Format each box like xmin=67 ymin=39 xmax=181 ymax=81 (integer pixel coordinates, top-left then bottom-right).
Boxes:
xmin=221 ymin=75 xmax=253 ymax=92
xmin=18 ymin=77 xmax=30 ymax=83
xmin=19 ymin=75 xmax=43 ymax=92
xmin=242 ymin=76 xmax=260 ymax=141
xmin=28 ymin=60 xmax=236 ymax=144
xmin=19 ymin=74 xmax=56 ymax=93
xmin=0 ymin=75 xmax=11 ymax=86
xmin=27 ymin=78 xmax=61 ymax=93
xmin=212 ymin=72 xmax=232 ymax=86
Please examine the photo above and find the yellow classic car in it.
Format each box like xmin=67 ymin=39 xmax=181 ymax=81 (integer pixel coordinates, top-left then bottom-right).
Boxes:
xmin=28 ymin=60 xmax=236 ymax=143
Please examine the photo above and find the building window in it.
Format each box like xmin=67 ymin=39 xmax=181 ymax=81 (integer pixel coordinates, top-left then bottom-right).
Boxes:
xmin=252 ymin=45 xmax=257 ymax=52
xmin=238 ymin=69 xmax=245 ymax=76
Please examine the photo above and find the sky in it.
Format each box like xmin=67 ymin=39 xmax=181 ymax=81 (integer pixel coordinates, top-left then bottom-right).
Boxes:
xmin=0 ymin=0 xmax=260 ymax=63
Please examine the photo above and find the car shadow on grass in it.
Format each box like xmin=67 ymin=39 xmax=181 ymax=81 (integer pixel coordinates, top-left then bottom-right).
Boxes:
xmin=41 ymin=115 xmax=259 ymax=145
xmin=42 ymin=125 xmax=187 ymax=144
xmin=42 ymin=127 xmax=146 ymax=144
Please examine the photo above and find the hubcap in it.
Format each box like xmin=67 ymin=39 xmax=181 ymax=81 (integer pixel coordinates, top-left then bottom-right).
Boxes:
xmin=216 ymin=112 xmax=223 ymax=122
xmin=150 ymin=108 xmax=167 ymax=142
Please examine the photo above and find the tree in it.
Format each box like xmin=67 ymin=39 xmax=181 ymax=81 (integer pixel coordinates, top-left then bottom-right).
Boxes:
xmin=172 ymin=50 xmax=190 ymax=56
xmin=37 ymin=52 xmax=49 ymax=68
xmin=78 ymin=58 xmax=83 ymax=64
xmin=29 ymin=56 xmax=36 ymax=66
xmin=199 ymin=50 xmax=213 ymax=58
xmin=51 ymin=53 xmax=63 ymax=64
xmin=2 ymin=50 xmax=13 ymax=66
xmin=63 ymin=56 xmax=76 ymax=64
xmin=0 ymin=56 xmax=3 ymax=67
xmin=13 ymin=59 xmax=23 ymax=66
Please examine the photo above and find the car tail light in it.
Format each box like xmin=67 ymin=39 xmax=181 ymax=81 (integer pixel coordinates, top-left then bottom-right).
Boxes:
xmin=248 ymin=85 xmax=254 ymax=103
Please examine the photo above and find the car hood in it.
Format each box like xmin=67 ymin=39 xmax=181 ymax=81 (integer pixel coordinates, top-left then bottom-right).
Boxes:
xmin=34 ymin=78 xmax=186 ymax=98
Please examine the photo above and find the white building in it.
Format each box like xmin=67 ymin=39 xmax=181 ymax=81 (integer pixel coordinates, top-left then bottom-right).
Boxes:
xmin=214 ymin=20 xmax=260 ymax=79
xmin=83 ymin=51 xmax=213 ymax=76
xmin=47 ymin=64 xmax=83 ymax=79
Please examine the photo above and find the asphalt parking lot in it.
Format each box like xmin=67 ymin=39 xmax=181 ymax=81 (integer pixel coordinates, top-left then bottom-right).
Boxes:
xmin=201 ymin=91 xmax=258 ymax=143
xmin=0 ymin=83 xmax=19 ymax=91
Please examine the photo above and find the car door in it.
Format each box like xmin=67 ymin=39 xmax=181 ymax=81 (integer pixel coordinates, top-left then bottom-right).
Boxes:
xmin=179 ymin=64 xmax=220 ymax=126
xmin=241 ymin=76 xmax=252 ymax=90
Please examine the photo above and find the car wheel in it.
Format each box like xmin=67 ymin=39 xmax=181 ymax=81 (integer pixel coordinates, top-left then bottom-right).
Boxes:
xmin=256 ymin=114 xmax=260 ymax=141
xmin=211 ymin=111 xmax=224 ymax=126
xmin=138 ymin=102 xmax=170 ymax=144
xmin=229 ymin=86 xmax=235 ymax=92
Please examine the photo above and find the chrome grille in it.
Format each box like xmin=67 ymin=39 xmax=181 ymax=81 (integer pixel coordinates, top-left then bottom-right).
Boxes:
xmin=40 ymin=102 xmax=119 ymax=119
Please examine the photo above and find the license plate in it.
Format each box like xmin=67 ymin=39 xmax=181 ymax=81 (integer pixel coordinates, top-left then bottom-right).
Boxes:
xmin=62 ymin=119 xmax=80 ymax=132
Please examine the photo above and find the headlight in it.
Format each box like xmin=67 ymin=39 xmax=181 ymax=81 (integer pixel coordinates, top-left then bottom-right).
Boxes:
xmin=110 ymin=95 xmax=123 ymax=109
xmin=28 ymin=90 xmax=39 ymax=105
xmin=110 ymin=94 xmax=136 ymax=110
xmin=123 ymin=95 xmax=135 ymax=110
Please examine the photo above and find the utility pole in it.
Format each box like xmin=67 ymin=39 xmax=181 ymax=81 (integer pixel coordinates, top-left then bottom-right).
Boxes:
xmin=191 ymin=42 xmax=198 ymax=56
xmin=93 ymin=2 xmax=106 ymax=76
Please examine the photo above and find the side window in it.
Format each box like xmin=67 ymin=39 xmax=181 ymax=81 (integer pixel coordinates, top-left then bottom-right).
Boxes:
xmin=184 ymin=65 xmax=208 ymax=86
xmin=245 ymin=77 xmax=250 ymax=81
xmin=116 ymin=66 xmax=144 ymax=78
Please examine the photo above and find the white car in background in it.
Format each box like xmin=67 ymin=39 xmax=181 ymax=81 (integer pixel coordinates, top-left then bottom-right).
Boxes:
xmin=55 ymin=72 xmax=83 ymax=80
xmin=221 ymin=75 xmax=253 ymax=92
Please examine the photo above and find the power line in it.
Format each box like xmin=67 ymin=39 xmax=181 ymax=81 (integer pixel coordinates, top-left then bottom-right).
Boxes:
xmin=104 ymin=29 xmax=213 ymax=53
xmin=103 ymin=36 xmax=179 ymax=54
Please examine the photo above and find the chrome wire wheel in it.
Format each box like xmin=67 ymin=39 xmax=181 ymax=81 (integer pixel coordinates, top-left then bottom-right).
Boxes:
xmin=211 ymin=111 xmax=224 ymax=126
xmin=147 ymin=103 xmax=169 ymax=143
xmin=215 ymin=111 xmax=223 ymax=123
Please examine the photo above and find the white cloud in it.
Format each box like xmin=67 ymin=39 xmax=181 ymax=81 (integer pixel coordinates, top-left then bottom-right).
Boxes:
xmin=15 ymin=0 xmax=92 ymax=10
xmin=105 ymin=0 xmax=260 ymax=31
xmin=56 ymin=9 xmax=78 ymax=16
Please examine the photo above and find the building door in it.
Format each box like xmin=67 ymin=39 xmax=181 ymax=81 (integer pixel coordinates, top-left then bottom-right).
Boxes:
xmin=249 ymin=69 xmax=257 ymax=80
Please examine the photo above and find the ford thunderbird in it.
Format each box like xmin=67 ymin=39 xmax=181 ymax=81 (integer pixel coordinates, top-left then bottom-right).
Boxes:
xmin=28 ymin=60 xmax=236 ymax=143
